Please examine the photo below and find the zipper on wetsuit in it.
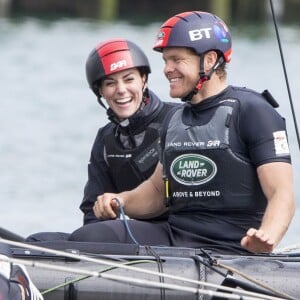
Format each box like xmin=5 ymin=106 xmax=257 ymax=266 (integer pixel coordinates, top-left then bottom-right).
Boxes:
xmin=163 ymin=176 xmax=171 ymax=207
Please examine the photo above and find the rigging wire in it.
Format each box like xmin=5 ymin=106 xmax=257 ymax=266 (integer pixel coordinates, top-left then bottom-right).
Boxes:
xmin=269 ymin=0 xmax=300 ymax=150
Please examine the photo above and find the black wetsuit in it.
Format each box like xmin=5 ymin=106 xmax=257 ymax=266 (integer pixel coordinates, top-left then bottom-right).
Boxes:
xmin=69 ymin=86 xmax=291 ymax=254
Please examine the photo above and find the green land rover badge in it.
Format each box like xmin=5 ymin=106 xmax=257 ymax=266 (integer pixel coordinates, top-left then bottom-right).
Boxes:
xmin=170 ymin=153 xmax=217 ymax=185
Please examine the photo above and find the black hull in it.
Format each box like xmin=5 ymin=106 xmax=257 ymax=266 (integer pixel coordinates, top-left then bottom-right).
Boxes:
xmin=11 ymin=241 xmax=300 ymax=300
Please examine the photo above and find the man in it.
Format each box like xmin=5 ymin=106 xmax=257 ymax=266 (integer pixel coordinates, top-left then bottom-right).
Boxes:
xmin=69 ymin=12 xmax=295 ymax=254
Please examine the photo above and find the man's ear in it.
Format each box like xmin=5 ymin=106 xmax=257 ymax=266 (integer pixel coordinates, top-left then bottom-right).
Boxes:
xmin=205 ymin=51 xmax=218 ymax=71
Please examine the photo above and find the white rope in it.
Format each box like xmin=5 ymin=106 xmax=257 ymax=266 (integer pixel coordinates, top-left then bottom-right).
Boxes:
xmin=0 ymin=238 xmax=287 ymax=300
xmin=273 ymin=244 xmax=300 ymax=254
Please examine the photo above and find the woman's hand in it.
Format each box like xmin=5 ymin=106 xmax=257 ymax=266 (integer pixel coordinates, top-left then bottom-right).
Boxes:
xmin=93 ymin=193 xmax=124 ymax=220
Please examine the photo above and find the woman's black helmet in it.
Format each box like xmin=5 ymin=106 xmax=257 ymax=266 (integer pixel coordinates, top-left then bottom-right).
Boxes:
xmin=86 ymin=38 xmax=151 ymax=96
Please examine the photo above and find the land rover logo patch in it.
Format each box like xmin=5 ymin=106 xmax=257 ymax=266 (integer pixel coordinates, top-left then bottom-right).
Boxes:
xmin=170 ymin=154 xmax=217 ymax=185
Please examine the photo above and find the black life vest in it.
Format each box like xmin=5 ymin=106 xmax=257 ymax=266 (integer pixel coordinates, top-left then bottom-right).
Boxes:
xmin=163 ymin=100 xmax=267 ymax=213
xmin=104 ymin=104 xmax=170 ymax=192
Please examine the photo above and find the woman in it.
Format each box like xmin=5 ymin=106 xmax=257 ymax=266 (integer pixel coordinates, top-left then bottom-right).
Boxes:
xmin=26 ymin=39 xmax=177 ymax=241
xmin=81 ymin=38 xmax=177 ymax=224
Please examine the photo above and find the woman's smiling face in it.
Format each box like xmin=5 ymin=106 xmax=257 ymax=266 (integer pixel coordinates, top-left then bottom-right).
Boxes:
xmin=100 ymin=68 xmax=146 ymax=120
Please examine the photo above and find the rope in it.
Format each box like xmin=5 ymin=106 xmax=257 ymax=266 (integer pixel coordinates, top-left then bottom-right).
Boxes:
xmin=114 ymin=197 xmax=140 ymax=245
xmin=269 ymin=0 xmax=300 ymax=150
xmin=214 ymin=260 xmax=296 ymax=300
xmin=145 ymin=246 xmax=165 ymax=300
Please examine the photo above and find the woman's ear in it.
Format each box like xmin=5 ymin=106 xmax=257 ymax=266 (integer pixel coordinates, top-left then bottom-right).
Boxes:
xmin=143 ymin=74 xmax=147 ymax=84
xmin=143 ymin=82 xmax=148 ymax=92
xmin=98 ymin=85 xmax=103 ymax=96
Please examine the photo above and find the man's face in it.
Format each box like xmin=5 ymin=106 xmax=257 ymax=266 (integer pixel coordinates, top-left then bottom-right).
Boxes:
xmin=162 ymin=47 xmax=200 ymax=99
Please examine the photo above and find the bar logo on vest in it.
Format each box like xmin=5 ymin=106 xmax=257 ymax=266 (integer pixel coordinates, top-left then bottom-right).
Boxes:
xmin=170 ymin=153 xmax=217 ymax=185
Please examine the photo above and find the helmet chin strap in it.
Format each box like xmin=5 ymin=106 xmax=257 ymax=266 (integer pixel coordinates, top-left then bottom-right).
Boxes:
xmin=181 ymin=55 xmax=225 ymax=102
xmin=92 ymin=84 xmax=108 ymax=110
xmin=97 ymin=96 xmax=108 ymax=110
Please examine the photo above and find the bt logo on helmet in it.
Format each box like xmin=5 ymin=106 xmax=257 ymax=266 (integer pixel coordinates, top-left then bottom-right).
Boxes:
xmin=189 ymin=27 xmax=212 ymax=41
xmin=110 ymin=60 xmax=127 ymax=71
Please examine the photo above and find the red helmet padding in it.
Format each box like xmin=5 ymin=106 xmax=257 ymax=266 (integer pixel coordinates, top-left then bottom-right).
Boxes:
xmin=96 ymin=40 xmax=134 ymax=75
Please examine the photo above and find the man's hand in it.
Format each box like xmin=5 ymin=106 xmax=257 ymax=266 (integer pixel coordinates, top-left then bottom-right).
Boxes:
xmin=241 ymin=228 xmax=275 ymax=253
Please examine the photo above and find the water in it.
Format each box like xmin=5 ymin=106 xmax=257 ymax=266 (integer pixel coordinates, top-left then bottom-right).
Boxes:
xmin=1 ymin=17 xmax=299 ymax=248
